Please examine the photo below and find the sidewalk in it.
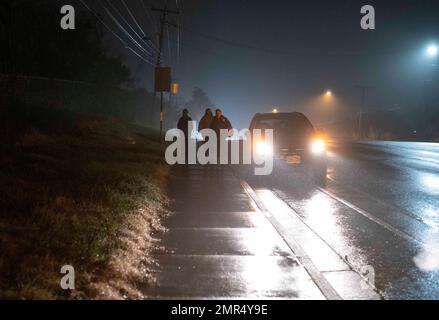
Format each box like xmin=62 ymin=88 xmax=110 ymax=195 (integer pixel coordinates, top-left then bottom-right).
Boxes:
xmin=143 ymin=165 xmax=325 ymax=299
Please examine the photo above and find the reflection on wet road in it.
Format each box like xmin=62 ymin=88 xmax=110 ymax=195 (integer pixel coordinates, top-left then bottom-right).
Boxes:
xmin=148 ymin=142 xmax=439 ymax=300
xmin=144 ymin=167 xmax=327 ymax=299
xmin=253 ymin=141 xmax=439 ymax=299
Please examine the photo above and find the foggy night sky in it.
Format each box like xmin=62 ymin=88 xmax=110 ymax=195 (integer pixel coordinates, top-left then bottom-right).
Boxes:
xmin=95 ymin=0 xmax=439 ymax=129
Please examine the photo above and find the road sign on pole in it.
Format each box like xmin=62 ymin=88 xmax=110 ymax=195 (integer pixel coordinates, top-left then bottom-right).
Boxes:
xmin=154 ymin=67 xmax=171 ymax=92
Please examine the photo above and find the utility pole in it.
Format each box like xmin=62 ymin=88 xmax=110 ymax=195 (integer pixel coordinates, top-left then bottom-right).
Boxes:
xmin=355 ymin=85 xmax=373 ymax=140
xmin=151 ymin=5 xmax=179 ymax=141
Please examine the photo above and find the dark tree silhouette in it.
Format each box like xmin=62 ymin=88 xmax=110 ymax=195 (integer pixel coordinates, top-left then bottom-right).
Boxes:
xmin=183 ymin=87 xmax=214 ymax=120
xmin=0 ymin=0 xmax=130 ymax=86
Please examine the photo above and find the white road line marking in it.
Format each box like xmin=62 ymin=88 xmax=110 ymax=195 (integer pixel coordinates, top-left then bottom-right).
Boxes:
xmin=327 ymin=176 xmax=437 ymax=229
xmin=317 ymin=187 xmax=423 ymax=246
xmin=271 ymin=188 xmax=383 ymax=297
xmin=241 ymin=180 xmax=342 ymax=301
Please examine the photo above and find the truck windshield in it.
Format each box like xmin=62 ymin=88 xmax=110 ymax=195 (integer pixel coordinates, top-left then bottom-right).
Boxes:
xmin=255 ymin=118 xmax=314 ymax=135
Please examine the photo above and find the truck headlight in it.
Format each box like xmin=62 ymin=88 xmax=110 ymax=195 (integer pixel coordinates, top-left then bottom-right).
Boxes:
xmin=311 ymin=139 xmax=326 ymax=154
xmin=255 ymin=141 xmax=273 ymax=156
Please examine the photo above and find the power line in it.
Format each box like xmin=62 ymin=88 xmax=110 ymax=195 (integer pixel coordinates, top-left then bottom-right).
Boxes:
xmin=120 ymin=0 xmax=159 ymax=53
xmin=175 ymin=0 xmax=180 ymax=72
xmin=103 ymin=0 xmax=157 ymax=55
xmin=140 ymin=0 xmax=159 ymax=40
xmin=101 ymin=2 xmax=154 ymax=59
xmin=126 ymin=46 xmax=154 ymax=65
xmin=79 ymin=0 xmax=154 ymax=66
xmin=179 ymin=41 xmax=229 ymax=59
xmin=166 ymin=22 xmax=172 ymax=66
xmin=174 ymin=25 xmax=399 ymax=58
xmin=151 ymin=6 xmax=180 ymax=66
xmin=163 ymin=0 xmax=172 ymax=67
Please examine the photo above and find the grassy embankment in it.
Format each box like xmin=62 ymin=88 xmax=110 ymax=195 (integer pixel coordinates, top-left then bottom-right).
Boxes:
xmin=0 ymin=104 xmax=170 ymax=299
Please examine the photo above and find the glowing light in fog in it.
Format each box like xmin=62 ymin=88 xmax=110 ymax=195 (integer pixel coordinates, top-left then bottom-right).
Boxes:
xmin=256 ymin=141 xmax=273 ymax=156
xmin=426 ymin=45 xmax=438 ymax=57
xmin=311 ymin=139 xmax=326 ymax=154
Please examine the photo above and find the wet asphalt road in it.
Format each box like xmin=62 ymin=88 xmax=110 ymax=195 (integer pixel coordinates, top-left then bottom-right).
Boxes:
xmin=146 ymin=141 xmax=439 ymax=300
xmin=266 ymin=141 xmax=439 ymax=299
xmin=143 ymin=167 xmax=330 ymax=299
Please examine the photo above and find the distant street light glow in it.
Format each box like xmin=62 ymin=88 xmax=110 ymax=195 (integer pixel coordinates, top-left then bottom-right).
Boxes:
xmin=426 ymin=45 xmax=438 ymax=57
xmin=272 ymin=108 xmax=278 ymax=113
xmin=326 ymin=91 xmax=332 ymax=96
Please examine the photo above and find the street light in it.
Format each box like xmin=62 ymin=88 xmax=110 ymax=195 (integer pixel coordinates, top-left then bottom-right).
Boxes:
xmin=426 ymin=45 xmax=438 ymax=57
xmin=326 ymin=90 xmax=332 ymax=96
xmin=272 ymin=108 xmax=279 ymax=113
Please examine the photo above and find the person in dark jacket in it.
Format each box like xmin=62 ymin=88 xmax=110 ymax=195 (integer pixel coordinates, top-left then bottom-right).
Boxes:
xmin=199 ymin=108 xmax=213 ymax=131
xmin=210 ymin=109 xmax=233 ymax=165
xmin=211 ymin=109 xmax=232 ymax=137
xmin=198 ymin=108 xmax=213 ymax=161
xmin=177 ymin=109 xmax=193 ymax=163
xmin=177 ymin=109 xmax=192 ymax=136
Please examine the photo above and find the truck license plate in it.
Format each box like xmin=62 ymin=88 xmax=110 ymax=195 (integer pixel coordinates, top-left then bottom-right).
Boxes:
xmin=287 ymin=155 xmax=301 ymax=164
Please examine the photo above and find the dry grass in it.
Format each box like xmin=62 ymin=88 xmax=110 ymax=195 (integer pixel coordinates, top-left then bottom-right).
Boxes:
xmin=0 ymin=105 xmax=170 ymax=299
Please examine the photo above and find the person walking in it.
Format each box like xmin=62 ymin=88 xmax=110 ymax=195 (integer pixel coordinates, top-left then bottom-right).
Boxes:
xmin=211 ymin=108 xmax=232 ymax=138
xmin=210 ymin=108 xmax=233 ymax=167
xmin=198 ymin=108 xmax=214 ymax=167
xmin=199 ymin=108 xmax=213 ymax=131
xmin=177 ymin=109 xmax=193 ymax=164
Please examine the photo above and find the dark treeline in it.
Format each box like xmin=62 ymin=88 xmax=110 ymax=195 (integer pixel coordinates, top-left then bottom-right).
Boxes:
xmin=0 ymin=0 xmax=130 ymax=85
xmin=326 ymin=105 xmax=439 ymax=142
xmin=0 ymin=0 xmax=188 ymax=129
xmin=183 ymin=87 xmax=215 ymax=120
